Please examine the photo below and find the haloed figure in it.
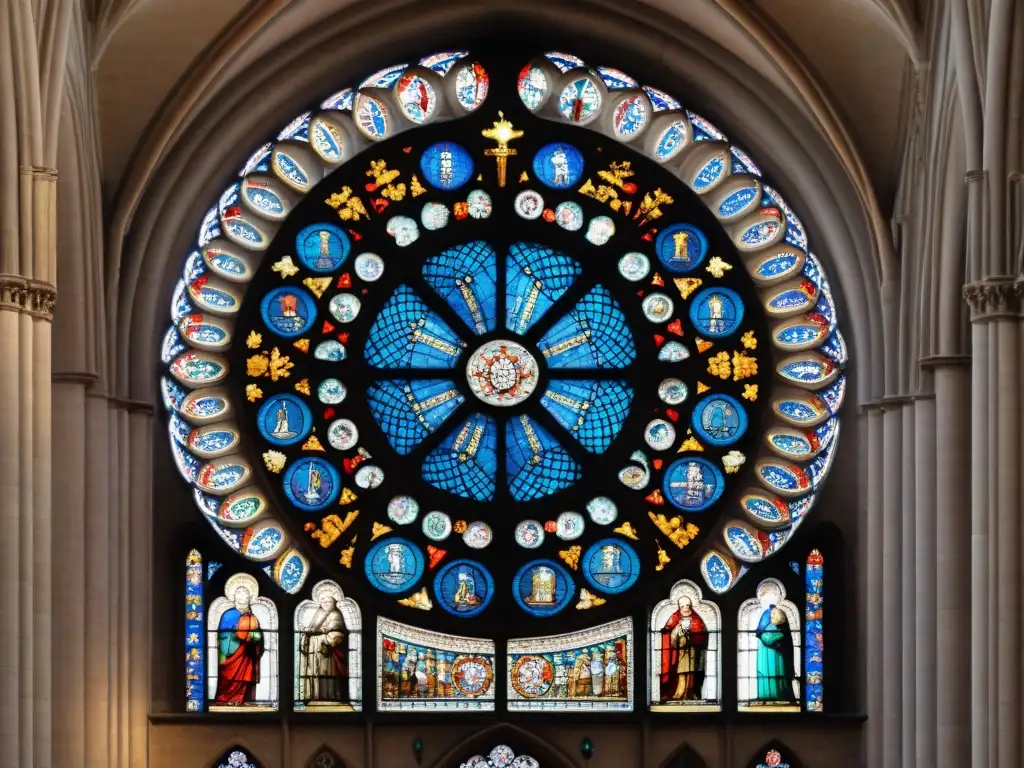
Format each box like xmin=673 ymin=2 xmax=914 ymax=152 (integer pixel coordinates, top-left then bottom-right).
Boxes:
xmin=660 ymin=596 xmax=708 ymax=701
xmin=214 ymin=587 xmax=264 ymax=705
xmin=298 ymin=593 xmax=347 ymax=703
xmin=756 ymin=603 xmax=795 ymax=702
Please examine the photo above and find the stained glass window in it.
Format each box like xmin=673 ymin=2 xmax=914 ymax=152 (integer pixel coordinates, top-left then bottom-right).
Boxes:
xmin=460 ymin=745 xmax=539 ymax=768
xmin=293 ymin=580 xmax=362 ymax=711
xmin=737 ymin=578 xmax=801 ymax=711
xmin=185 ymin=550 xmax=205 ymax=711
xmin=212 ymin=747 xmax=262 ymax=768
xmin=804 ymin=549 xmax=824 ymax=711
xmin=649 ymin=579 xmax=721 ymax=711
xmin=307 ymin=748 xmax=342 ymax=768
xmin=748 ymin=746 xmax=798 ymax=768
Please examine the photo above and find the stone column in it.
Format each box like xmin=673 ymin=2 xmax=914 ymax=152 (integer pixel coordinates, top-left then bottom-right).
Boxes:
xmin=881 ymin=401 xmax=904 ymax=765
xmin=912 ymin=388 xmax=937 ymax=768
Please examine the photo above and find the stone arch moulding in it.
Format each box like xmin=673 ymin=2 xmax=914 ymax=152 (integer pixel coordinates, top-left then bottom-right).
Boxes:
xmin=658 ymin=743 xmax=710 ymax=768
xmin=306 ymin=745 xmax=346 ymax=768
xmin=428 ymin=723 xmax=577 ymax=768
xmin=117 ymin=0 xmax=887 ymax=405
xmin=155 ymin=47 xmax=849 ymax=599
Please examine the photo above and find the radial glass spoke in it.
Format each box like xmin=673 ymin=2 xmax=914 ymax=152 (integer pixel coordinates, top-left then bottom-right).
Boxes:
xmin=540 ymin=379 xmax=634 ymax=454
xmin=421 ymin=412 xmax=498 ymax=501
xmin=505 ymin=414 xmax=582 ymax=501
xmin=366 ymin=379 xmax=465 ymax=455
xmin=423 ymin=241 xmax=498 ymax=336
xmin=364 ymin=285 xmax=466 ymax=369
xmin=505 ymin=242 xmax=582 ymax=334
xmin=537 ymin=284 xmax=636 ymax=369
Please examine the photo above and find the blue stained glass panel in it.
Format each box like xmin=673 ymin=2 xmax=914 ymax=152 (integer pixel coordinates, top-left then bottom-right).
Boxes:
xmin=295 ymin=223 xmax=350 ymax=273
xmin=359 ymin=64 xmax=408 ymax=90
xmin=691 ymin=394 xmax=748 ymax=446
xmin=282 ymin=457 xmax=341 ymax=511
xmin=260 ymin=286 xmax=317 ymax=338
xmin=256 ymin=393 xmax=313 ymax=446
xmin=419 ymin=50 xmax=468 ymax=74
xmin=805 ymin=550 xmax=824 ymax=711
xmin=364 ymin=537 xmax=424 ymax=594
xmin=420 ymin=142 xmax=474 ymax=190
xmin=434 ymin=559 xmax=494 ymax=617
xmin=421 ymin=413 xmax=498 ymax=501
xmin=688 ymin=287 xmax=744 ymax=338
xmin=663 ymin=458 xmax=725 ymax=512
xmin=505 ymin=415 xmax=582 ymax=501
xmin=544 ymin=51 xmax=586 ymax=72
xmin=423 ymin=242 xmax=497 ymax=335
xmin=185 ymin=550 xmax=204 ymax=712
xmin=364 ymin=285 xmax=465 ymax=369
xmin=656 ymin=223 xmax=709 ymax=274
xmin=513 ymin=560 xmax=575 ymax=616
xmin=540 ymin=379 xmax=633 ymax=453
xmin=581 ymin=538 xmax=641 ymax=594
xmin=367 ymin=379 xmax=464 ymax=455
xmin=532 ymin=143 xmax=585 ymax=190
xmin=538 ymin=285 xmax=635 ymax=369
xmin=642 ymin=85 xmax=681 ymax=111
xmin=505 ymin=243 xmax=581 ymax=334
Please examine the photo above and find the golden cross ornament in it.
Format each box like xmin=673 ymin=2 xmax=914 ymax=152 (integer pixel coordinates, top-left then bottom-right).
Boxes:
xmin=482 ymin=111 xmax=524 ymax=187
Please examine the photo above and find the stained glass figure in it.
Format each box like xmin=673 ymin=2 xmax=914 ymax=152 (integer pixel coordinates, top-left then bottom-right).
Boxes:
xmin=582 ymin=539 xmax=640 ymax=594
xmin=505 ymin=243 xmax=581 ymax=334
xmin=558 ymin=78 xmax=602 ymax=123
xmin=513 ymin=560 xmax=575 ymax=617
xmin=532 ymin=143 xmax=584 ymax=189
xmin=364 ymin=286 xmax=465 ymax=369
xmin=435 ymin=559 xmax=495 ymax=617
xmin=692 ymin=394 xmax=748 ymax=446
xmin=613 ymin=95 xmax=647 ymax=137
xmin=420 ymin=141 xmax=474 ymax=190
xmin=663 ymin=458 xmax=725 ymax=512
xmin=737 ymin=578 xmax=801 ymax=711
xmin=656 ymin=223 xmax=708 ymax=273
xmin=454 ymin=61 xmax=489 ymax=111
xmin=207 ymin=573 xmax=279 ymax=711
xmin=256 ymin=394 xmax=311 ymax=446
xmin=377 ymin=618 xmax=496 ymax=711
xmin=517 ymin=65 xmax=549 ymax=110
xmin=294 ymin=579 xmax=362 ymax=711
xmin=689 ymin=287 xmax=744 ymax=338
xmin=364 ymin=538 xmax=425 ymax=594
xmin=649 ymin=579 xmax=722 ymax=711
xmin=185 ymin=550 xmax=204 ymax=711
xmin=295 ymin=224 xmax=349 ymax=273
xmin=367 ymin=379 xmax=464 ymax=455
xmin=423 ymin=241 xmax=498 ymax=335
xmin=259 ymin=287 xmax=317 ymax=338
xmin=283 ymin=457 xmax=341 ymax=512
xmin=804 ymin=549 xmax=824 ymax=712
xmin=395 ymin=73 xmax=437 ymax=123
xmin=507 ymin=618 xmax=633 ymax=711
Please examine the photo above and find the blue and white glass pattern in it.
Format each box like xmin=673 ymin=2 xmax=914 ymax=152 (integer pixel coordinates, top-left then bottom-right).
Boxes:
xmin=364 ymin=286 xmax=465 ymax=369
xmin=656 ymin=223 xmax=708 ymax=273
xmin=532 ymin=143 xmax=584 ymax=190
xmin=513 ymin=560 xmax=575 ymax=616
xmin=691 ymin=394 xmax=748 ymax=446
xmin=663 ymin=458 xmax=725 ymax=512
xmin=282 ymin=457 xmax=341 ymax=512
xmin=434 ymin=559 xmax=494 ymax=617
xmin=505 ymin=415 xmax=582 ymax=501
xmin=505 ymin=243 xmax=582 ymax=334
xmin=688 ymin=287 xmax=744 ymax=338
xmin=260 ymin=286 xmax=317 ymax=338
xmin=423 ymin=242 xmax=497 ymax=335
xmin=256 ymin=394 xmax=312 ymax=446
xmin=582 ymin=538 xmax=640 ymax=594
xmin=537 ymin=286 xmax=635 ymax=369
xmin=364 ymin=537 xmax=424 ymax=594
xmin=420 ymin=142 xmax=474 ymax=190
xmin=295 ymin=223 xmax=350 ymax=273
xmin=367 ymin=379 xmax=464 ymax=455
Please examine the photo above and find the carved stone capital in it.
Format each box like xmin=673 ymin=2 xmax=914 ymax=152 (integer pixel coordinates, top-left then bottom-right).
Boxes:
xmin=962 ymin=278 xmax=1022 ymax=322
xmin=0 ymin=274 xmax=58 ymax=320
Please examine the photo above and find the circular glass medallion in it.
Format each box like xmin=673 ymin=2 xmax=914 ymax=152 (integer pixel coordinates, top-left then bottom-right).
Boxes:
xmin=582 ymin=538 xmax=641 ymax=594
xmin=692 ymin=393 xmax=748 ymax=446
xmin=515 ymin=519 xmax=545 ymax=549
xmin=257 ymin=393 xmax=311 ymax=446
xmin=465 ymin=340 xmax=539 ymax=406
xmin=517 ymin=65 xmax=548 ymax=110
xmin=435 ymin=559 xmax=494 ymax=617
xmin=353 ymin=253 xmax=384 ymax=282
xmin=395 ymin=73 xmax=436 ymax=123
xmin=421 ymin=510 xmax=452 ymax=541
xmin=613 ymin=95 xmax=647 ymax=137
xmin=656 ymin=223 xmax=709 ymax=273
xmin=586 ymin=496 xmax=618 ymax=525
xmin=644 ymin=418 xmax=676 ymax=451
xmin=463 ymin=521 xmax=493 ymax=549
xmin=663 ymin=457 xmax=725 ymax=512
xmin=586 ymin=216 xmax=615 ymax=245
xmin=385 ymin=215 xmax=419 ymax=247
xmin=689 ymin=287 xmax=744 ymax=338
xmin=511 ymin=655 xmax=554 ymax=697
xmin=641 ymin=292 xmax=674 ymax=323
xmin=554 ymin=201 xmax=584 ymax=231
xmin=364 ymin=537 xmax=424 ymax=594
xmin=556 ymin=511 xmax=585 ymax=540
xmin=455 ymin=62 xmax=489 ymax=111
xmin=558 ymin=78 xmax=601 ymax=123
xmin=328 ymin=293 xmax=361 ymax=323
xmin=513 ymin=560 xmax=574 ymax=616
xmin=283 ymin=457 xmax=340 ymax=511
xmin=317 ymin=378 xmax=347 ymax=404
xmin=421 ymin=201 xmax=449 ymax=230
xmin=420 ymin=141 xmax=473 ymax=190
xmin=354 ymin=464 xmax=384 ymax=489
xmin=327 ymin=418 xmax=359 ymax=450
xmin=532 ymin=143 xmax=584 ymax=189
xmin=452 ymin=655 xmax=494 ymax=696
xmin=387 ymin=495 xmax=420 ymax=525
xmin=618 ymin=252 xmax=650 ymax=282
xmin=514 ymin=190 xmax=544 ymax=220
xmin=260 ymin=286 xmax=317 ymax=338
xmin=295 ymin=224 xmax=350 ymax=273
xmin=658 ymin=378 xmax=689 ymax=405
xmin=467 ymin=189 xmax=492 ymax=219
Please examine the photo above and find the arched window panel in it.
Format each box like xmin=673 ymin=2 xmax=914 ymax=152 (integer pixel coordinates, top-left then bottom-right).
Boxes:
xmin=294 ymin=579 xmax=362 ymax=711
xmin=460 ymin=745 xmax=539 ymax=768
xmin=211 ymin=747 xmax=263 ymax=768
xmin=660 ymin=744 xmax=710 ymax=768
xmin=507 ymin=618 xmax=633 ymax=711
xmin=737 ymin=578 xmax=801 ymax=712
xmin=207 ymin=573 xmax=280 ymax=711
xmin=185 ymin=549 xmax=205 ymax=711
xmin=160 ymin=49 xmax=848 ymax=617
xmin=804 ymin=548 xmax=824 ymax=712
xmin=377 ymin=617 xmax=496 ymax=711
xmin=649 ymin=579 xmax=721 ymax=712
xmin=744 ymin=743 xmax=806 ymax=768
xmin=307 ymin=746 xmax=345 ymax=768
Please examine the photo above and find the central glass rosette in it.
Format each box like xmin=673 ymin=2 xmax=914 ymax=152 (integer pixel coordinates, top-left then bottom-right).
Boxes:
xmin=366 ymin=240 xmax=636 ymax=503
xmin=466 ymin=340 xmax=539 ymax=406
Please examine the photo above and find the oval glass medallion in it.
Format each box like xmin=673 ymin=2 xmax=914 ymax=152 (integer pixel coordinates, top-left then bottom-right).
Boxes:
xmin=328 ymin=293 xmax=361 ymax=323
xmin=466 ymin=189 xmax=493 ymax=219
xmin=422 ymin=511 xmax=452 ymax=541
xmin=641 ymin=292 xmax=674 ymax=323
xmin=327 ymin=418 xmax=359 ymax=451
xmin=435 ymin=559 xmax=494 ymax=617
xmin=515 ymin=520 xmax=545 ymax=549
xmin=463 ymin=521 xmax=493 ymax=549
xmin=658 ymin=378 xmax=689 ymax=405
xmin=317 ymin=378 xmax=347 ymax=404
xmin=663 ymin=457 xmax=725 ymax=511
xmin=515 ymin=190 xmax=544 ymax=219
xmin=466 ymin=340 xmax=539 ymax=406
xmin=586 ymin=497 xmax=618 ymax=525
xmin=354 ymin=464 xmax=385 ymax=490
xmin=618 ymin=252 xmax=650 ymax=281
xmin=353 ymin=253 xmax=385 ymax=282
xmin=644 ymin=418 xmax=676 ymax=451
xmin=364 ymin=538 xmax=424 ymax=594
xmin=282 ymin=457 xmax=340 ymax=511
xmin=556 ymin=511 xmax=585 ymax=539
xmin=387 ymin=495 xmax=420 ymax=525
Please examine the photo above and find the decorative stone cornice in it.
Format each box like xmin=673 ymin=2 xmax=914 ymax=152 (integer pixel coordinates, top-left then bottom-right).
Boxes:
xmin=919 ymin=354 xmax=972 ymax=368
xmin=962 ymin=278 xmax=1022 ymax=322
xmin=18 ymin=165 xmax=58 ymax=180
xmin=0 ymin=274 xmax=58 ymax=320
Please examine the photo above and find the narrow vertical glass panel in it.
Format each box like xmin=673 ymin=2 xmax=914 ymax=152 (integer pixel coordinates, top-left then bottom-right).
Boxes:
xmin=505 ymin=415 xmax=582 ymax=501
xmin=538 ymin=286 xmax=636 ymax=369
xmin=421 ymin=413 xmax=498 ymax=501
xmin=505 ymin=242 xmax=581 ymax=334
xmin=804 ymin=550 xmax=824 ymax=712
xmin=423 ymin=241 xmax=498 ymax=335
xmin=367 ymin=379 xmax=464 ymax=455
xmin=736 ymin=578 xmax=801 ymax=712
xmin=364 ymin=285 xmax=465 ymax=369
xmin=294 ymin=579 xmax=363 ymax=712
xmin=541 ymin=379 xmax=633 ymax=453
xmin=649 ymin=579 xmax=722 ymax=711
xmin=185 ymin=550 xmax=205 ymax=711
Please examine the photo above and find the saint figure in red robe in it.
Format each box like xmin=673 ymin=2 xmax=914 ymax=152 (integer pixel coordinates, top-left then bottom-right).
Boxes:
xmin=214 ymin=587 xmax=264 ymax=705
xmin=659 ymin=596 xmax=708 ymax=701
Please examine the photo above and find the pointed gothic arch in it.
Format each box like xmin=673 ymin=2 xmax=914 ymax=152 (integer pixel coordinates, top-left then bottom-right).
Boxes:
xmin=743 ymin=741 xmax=807 ymax=768
xmin=305 ymin=744 xmax=347 ymax=768
xmin=204 ymin=744 xmax=265 ymax=768
xmin=658 ymin=743 xmax=710 ymax=768
xmin=429 ymin=723 xmax=577 ymax=768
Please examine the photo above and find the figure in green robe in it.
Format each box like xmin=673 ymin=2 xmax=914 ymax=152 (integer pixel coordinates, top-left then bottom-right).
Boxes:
xmin=755 ymin=605 xmax=795 ymax=702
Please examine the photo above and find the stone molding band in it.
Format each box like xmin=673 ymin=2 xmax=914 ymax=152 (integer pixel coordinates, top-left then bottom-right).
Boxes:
xmin=0 ymin=274 xmax=58 ymax=320
xmin=18 ymin=165 xmax=58 ymax=180
xmin=962 ymin=278 xmax=1024 ymax=321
